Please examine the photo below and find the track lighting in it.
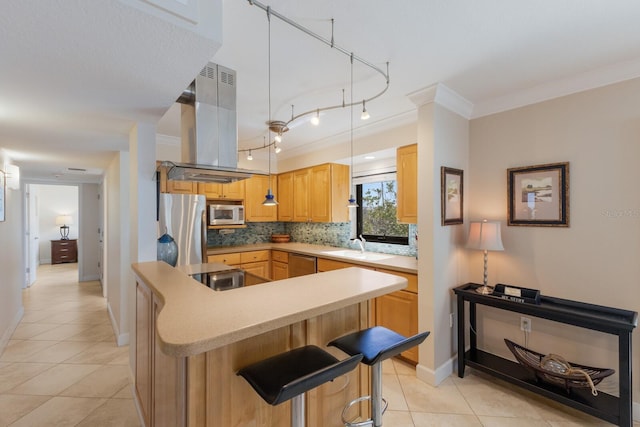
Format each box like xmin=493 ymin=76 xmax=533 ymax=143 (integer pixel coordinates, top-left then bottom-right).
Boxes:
xmin=274 ymin=133 xmax=282 ymax=143
xmin=310 ymin=109 xmax=320 ymax=126
xmin=247 ymin=150 xmax=253 ymax=161
xmin=361 ymin=100 xmax=370 ymax=120
xmin=274 ymin=144 xmax=281 ymax=154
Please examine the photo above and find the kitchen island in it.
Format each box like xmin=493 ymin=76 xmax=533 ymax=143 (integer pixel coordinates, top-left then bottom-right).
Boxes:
xmin=132 ymin=261 xmax=407 ymax=427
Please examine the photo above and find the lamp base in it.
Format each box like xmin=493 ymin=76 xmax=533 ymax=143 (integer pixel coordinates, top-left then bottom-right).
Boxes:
xmin=475 ymin=285 xmax=494 ymax=295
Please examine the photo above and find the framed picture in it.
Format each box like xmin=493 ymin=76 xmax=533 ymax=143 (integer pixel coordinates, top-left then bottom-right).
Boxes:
xmin=441 ymin=167 xmax=463 ymax=225
xmin=0 ymin=170 xmax=4 ymax=222
xmin=507 ymin=162 xmax=569 ymax=227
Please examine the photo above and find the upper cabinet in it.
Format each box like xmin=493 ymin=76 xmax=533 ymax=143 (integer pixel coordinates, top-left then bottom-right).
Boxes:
xmin=245 ymin=175 xmax=278 ymax=222
xmin=198 ymin=181 xmax=245 ymax=200
xmin=396 ymin=144 xmax=417 ymax=224
xmin=291 ymin=163 xmax=349 ymax=223
xmin=277 ymin=172 xmax=294 ymax=222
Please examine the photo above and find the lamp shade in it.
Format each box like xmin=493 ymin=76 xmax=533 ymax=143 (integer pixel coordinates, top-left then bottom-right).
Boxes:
xmin=467 ymin=220 xmax=504 ymax=251
xmin=55 ymin=215 xmax=73 ymax=226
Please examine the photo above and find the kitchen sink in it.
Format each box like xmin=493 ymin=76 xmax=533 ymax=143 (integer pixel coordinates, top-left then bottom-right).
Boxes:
xmin=320 ymin=250 xmax=394 ymax=261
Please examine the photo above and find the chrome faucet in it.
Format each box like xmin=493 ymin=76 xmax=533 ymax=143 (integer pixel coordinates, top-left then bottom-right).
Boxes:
xmin=352 ymin=235 xmax=366 ymax=253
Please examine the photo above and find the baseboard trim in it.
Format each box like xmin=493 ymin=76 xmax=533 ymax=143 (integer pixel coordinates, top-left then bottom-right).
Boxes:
xmin=0 ymin=306 xmax=24 ymax=355
xmin=80 ymin=274 xmax=100 ymax=282
xmin=107 ymin=302 xmax=129 ymax=347
xmin=415 ymin=356 xmax=455 ymax=387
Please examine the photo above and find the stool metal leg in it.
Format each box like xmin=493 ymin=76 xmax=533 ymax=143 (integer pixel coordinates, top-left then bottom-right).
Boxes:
xmin=371 ymin=362 xmax=383 ymax=427
xmin=291 ymin=393 xmax=305 ymax=427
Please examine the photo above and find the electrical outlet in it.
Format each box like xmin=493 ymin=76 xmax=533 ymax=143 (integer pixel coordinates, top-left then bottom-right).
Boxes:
xmin=520 ymin=317 xmax=532 ymax=333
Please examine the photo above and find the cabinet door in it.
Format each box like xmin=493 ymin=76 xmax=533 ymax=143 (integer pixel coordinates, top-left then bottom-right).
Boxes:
xmin=277 ymin=172 xmax=294 ymax=221
xmin=242 ymin=261 xmax=269 ymax=280
xmin=208 ymin=253 xmax=241 ymax=266
xmin=271 ymin=261 xmax=288 ymax=280
xmin=168 ymin=181 xmax=198 ymax=194
xmin=375 ymin=290 xmax=418 ymax=363
xmin=245 ymin=175 xmax=278 ymax=222
xmin=222 ymin=180 xmax=246 ymax=199
xmin=153 ymin=298 xmax=186 ymax=427
xmin=293 ymin=169 xmax=310 ymax=222
xmin=396 ymin=144 xmax=417 ymax=224
xmin=135 ymin=281 xmax=152 ymax=426
xmin=310 ymin=164 xmax=331 ymax=222
xmin=198 ymin=183 xmax=223 ymax=199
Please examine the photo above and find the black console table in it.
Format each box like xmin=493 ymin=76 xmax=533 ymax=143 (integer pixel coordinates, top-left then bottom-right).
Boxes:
xmin=453 ymin=283 xmax=637 ymax=426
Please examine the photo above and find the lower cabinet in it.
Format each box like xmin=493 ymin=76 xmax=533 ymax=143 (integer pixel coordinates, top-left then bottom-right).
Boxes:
xmin=208 ymin=250 xmax=270 ymax=280
xmin=317 ymin=257 xmax=420 ymax=364
xmin=271 ymin=250 xmax=289 ymax=280
xmin=136 ymin=280 xmax=186 ymax=427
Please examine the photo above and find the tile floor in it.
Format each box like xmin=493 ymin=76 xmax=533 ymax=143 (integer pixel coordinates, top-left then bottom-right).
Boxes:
xmin=0 ymin=263 xmax=637 ymax=426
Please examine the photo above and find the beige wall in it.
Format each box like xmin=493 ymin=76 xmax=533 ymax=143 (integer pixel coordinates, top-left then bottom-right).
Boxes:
xmin=469 ymin=78 xmax=640 ymax=402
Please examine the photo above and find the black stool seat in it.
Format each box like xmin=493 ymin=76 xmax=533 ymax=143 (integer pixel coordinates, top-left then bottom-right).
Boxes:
xmin=237 ymin=345 xmax=363 ymax=406
xmin=329 ymin=326 xmax=430 ymax=365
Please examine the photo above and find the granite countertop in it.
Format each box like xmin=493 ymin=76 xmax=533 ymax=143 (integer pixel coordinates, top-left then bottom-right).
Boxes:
xmin=206 ymin=242 xmax=418 ymax=274
xmin=132 ymin=261 xmax=407 ymax=358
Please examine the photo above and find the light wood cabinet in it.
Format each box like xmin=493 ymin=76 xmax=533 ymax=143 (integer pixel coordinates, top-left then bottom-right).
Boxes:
xmin=277 ymin=172 xmax=294 ymax=221
xmin=136 ymin=280 xmax=186 ymax=427
xmin=208 ymin=250 xmax=270 ymax=279
xmin=271 ymin=250 xmax=289 ymax=280
xmin=291 ymin=163 xmax=349 ymax=223
xmin=396 ymin=144 xmax=417 ymax=224
xmin=375 ymin=290 xmax=418 ymax=362
xmin=245 ymin=175 xmax=278 ymax=222
xmin=208 ymin=253 xmax=241 ymax=266
xmin=168 ymin=180 xmax=198 ymax=194
xmin=198 ymin=180 xmax=245 ymax=200
xmin=317 ymin=257 xmax=360 ymax=272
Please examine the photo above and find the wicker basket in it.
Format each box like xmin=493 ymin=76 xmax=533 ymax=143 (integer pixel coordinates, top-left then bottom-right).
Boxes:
xmin=504 ymin=339 xmax=614 ymax=394
xmin=271 ymin=234 xmax=291 ymax=243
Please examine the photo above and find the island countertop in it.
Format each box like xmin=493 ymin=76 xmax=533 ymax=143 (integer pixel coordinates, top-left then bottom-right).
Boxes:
xmin=132 ymin=261 xmax=407 ymax=358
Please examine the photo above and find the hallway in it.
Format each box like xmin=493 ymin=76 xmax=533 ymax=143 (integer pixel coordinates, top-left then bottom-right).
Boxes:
xmin=0 ymin=264 xmax=139 ymax=426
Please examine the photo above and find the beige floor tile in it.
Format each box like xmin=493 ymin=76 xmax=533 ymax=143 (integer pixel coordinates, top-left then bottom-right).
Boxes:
xmin=478 ymin=416 xmax=552 ymax=426
xmin=412 ymin=412 xmax=483 ymax=426
xmin=382 ymin=358 xmax=396 ymax=374
xmin=8 ymin=363 xmax=101 ymax=396
xmin=19 ymin=310 xmax=61 ymax=323
xmin=0 ymin=340 xmax=58 ymax=362
xmin=526 ymin=393 xmax=617 ymax=425
xmin=0 ymin=394 xmax=51 ymax=426
xmin=60 ymin=365 xmax=130 ymax=398
xmin=382 ymin=410 xmax=415 ymax=426
xmin=0 ymin=362 xmax=54 ymax=393
xmin=546 ymin=421 xmax=614 ymax=426
xmin=29 ymin=323 xmax=94 ymax=341
xmin=64 ymin=341 xmax=128 ymax=364
xmin=112 ymin=384 xmax=134 ymax=399
xmin=400 ymin=376 xmax=474 ymax=415
xmin=10 ymin=323 xmax=60 ymax=339
xmin=393 ymin=358 xmax=417 ymax=376
xmin=8 ymin=396 xmax=106 ymax=427
xmin=24 ymin=341 xmax=97 ymax=363
xmin=106 ymin=350 xmax=131 ymax=365
xmin=75 ymin=398 xmax=141 ymax=426
xmin=383 ymin=373 xmax=409 ymax=411
xmin=66 ymin=324 xmax=116 ymax=342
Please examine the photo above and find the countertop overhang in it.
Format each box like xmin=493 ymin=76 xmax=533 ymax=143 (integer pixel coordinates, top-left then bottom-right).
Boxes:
xmin=132 ymin=261 xmax=407 ymax=358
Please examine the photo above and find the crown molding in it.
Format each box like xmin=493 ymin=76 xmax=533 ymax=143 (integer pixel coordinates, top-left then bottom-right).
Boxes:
xmin=406 ymin=83 xmax=473 ymax=119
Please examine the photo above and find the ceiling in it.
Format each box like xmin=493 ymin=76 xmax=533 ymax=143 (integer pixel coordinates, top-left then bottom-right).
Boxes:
xmin=4 ymin=0 xmax=640 ymax=183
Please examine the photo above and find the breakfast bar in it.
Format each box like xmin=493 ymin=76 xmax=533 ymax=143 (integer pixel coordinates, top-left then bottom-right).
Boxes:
xmin=132 ymin=261 xmax=407 ymax=427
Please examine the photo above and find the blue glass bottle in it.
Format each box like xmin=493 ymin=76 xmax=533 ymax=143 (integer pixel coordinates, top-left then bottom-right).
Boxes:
xmin=157 ymin=233 xmax=178 ymax=267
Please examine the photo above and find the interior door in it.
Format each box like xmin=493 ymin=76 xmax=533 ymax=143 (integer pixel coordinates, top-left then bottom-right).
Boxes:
xmin=26 ymin=184 xmax=39 ymax=286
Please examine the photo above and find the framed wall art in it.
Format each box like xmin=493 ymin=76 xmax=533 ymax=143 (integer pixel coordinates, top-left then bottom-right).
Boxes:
xmin=441 ymin=166 xmax=463 ymax=225
xmin=507 ymin=162 xmax=569 ymax=227
xmin=0 ymin=170 xmax=5 ymax=222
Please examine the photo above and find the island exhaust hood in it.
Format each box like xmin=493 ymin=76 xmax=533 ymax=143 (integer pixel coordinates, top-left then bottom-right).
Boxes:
xmin=159 ymin=62 xmax=264 ymax=183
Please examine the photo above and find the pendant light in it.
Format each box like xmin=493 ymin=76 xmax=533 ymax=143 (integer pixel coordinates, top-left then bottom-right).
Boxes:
xmin=347 ymin=54 xmax=359 ymax=208
xmin=361 ymin=100 xmax=370 ymax=120
xmin=263 ymin=7 xmax=278 ymax=207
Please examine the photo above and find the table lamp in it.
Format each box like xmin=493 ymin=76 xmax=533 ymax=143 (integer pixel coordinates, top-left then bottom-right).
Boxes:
xmin=55 ymin=215 xmax=73 ymax=240
xmin=467 ymin=220 xmax=504 ymax=294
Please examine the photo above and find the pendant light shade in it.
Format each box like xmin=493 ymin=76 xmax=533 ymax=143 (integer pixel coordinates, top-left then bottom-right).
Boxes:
xmin=361 ymin=100 xmax=370 ymax=120
xmin=263 ymin=188 xmax=278 ymax=206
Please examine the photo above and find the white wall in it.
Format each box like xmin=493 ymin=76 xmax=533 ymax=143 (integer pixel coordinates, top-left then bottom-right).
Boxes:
xmin=34 ymin=185 xmax=78 ymax=263
xmin=0 ymin=156 xmax=25 ymax=353
xmin=469 ymin=78 xmax=640 ymax=408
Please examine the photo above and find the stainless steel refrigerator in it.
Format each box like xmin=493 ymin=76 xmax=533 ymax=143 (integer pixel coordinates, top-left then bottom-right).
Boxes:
xmin=158 ymin=193 xmax=207 ymax=266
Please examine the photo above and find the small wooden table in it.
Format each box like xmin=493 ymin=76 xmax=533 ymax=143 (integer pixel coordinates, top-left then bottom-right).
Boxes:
xmin=51 ymin=239 xmax=77 ymax=264
xmin=453 ymin=283 xmax=637 ymax=427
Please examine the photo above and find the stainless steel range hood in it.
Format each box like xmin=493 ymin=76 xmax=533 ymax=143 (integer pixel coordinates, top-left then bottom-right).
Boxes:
xmin=159 ymin=62 xmax=264 ymax=183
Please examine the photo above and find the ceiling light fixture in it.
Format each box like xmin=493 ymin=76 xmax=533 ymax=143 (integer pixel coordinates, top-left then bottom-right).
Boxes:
xmin=274 ymin=144 xmax=281 ymax=154
xmin=263 ymin=7 xmax=278 ymax=207
xmin=247 ymin=150 xmax=253 ymax=161
xmin=347 ymin=54 xmax=358 ymax=209
xmin=238 ymin=0 xmax=390 ymax=159
xmin=361 ymin=100 xmax=370 ymax=120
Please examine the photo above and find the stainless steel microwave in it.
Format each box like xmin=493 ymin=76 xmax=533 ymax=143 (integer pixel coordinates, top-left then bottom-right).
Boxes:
xmin=209 ymin=203 xmax=244 ymax=226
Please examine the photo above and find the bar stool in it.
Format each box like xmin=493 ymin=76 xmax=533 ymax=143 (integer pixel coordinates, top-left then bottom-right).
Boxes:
xmin=329 ymin=327 xmax=430 ymax=427
xmin=237 ymin=345 xmax=363 ymax=427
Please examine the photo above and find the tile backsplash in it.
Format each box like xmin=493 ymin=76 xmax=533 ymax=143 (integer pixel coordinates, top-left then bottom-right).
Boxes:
xmin=207 ymin=222 xmax=417 ymax=257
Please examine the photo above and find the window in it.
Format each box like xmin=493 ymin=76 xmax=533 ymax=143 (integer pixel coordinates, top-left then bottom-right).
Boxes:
xmin=356 ymin=177 xmax=409 ymax=245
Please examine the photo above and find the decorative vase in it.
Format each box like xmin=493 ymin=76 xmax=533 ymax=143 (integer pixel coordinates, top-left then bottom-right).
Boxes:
xmin=157 ymin=233 xmax=178 ymax=267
